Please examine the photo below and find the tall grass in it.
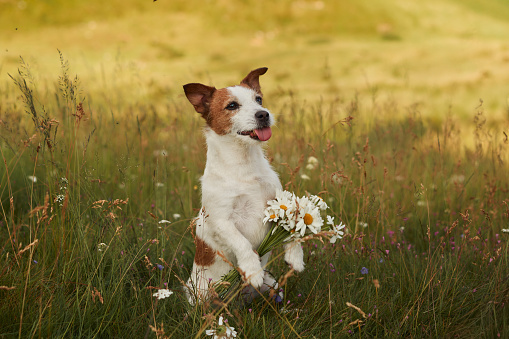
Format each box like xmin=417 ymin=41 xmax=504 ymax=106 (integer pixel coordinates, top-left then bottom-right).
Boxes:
xmin=0 ymin=56 xmax=508 ymax=338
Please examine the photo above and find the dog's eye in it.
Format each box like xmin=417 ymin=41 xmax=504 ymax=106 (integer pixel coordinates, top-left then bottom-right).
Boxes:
xmin=225 ymin=101 xmax=240 ymax=110
xmin=255 ymin=96 xmax=263 ymax=105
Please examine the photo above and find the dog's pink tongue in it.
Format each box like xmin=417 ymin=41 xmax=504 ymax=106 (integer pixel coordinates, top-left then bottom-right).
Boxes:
xmin=255 ymin=127 xmax=272 ymax=141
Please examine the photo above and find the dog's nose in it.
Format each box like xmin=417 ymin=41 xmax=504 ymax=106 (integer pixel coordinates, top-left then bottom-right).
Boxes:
xmin=255 ymin=111 xmax=270 ymax=123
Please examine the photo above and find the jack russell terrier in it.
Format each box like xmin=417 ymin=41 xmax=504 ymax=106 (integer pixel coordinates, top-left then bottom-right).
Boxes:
xmin=183 ymin=67 xmax=305 ymax=304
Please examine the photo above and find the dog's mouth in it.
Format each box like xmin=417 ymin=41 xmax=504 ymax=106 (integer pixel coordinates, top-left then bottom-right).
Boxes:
xmin=237 ymin=127 xmax=272 ymax=141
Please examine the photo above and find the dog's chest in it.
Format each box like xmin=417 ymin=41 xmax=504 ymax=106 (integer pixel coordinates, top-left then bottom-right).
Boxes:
xmin=230 ymin=175 xmax=277 ymax=247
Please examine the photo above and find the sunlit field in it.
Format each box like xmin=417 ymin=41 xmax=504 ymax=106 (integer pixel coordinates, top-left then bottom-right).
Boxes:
xmin=1 ymin=1 xmax=508 ymax=338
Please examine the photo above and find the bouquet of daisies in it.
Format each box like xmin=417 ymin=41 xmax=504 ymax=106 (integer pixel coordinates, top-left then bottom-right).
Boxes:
xmin=214 ymin=189 xmax=345 ymax=299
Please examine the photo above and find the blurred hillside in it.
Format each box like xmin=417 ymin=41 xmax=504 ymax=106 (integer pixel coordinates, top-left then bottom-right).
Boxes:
xmin=1 ymin=0 xmax=509 ymax=121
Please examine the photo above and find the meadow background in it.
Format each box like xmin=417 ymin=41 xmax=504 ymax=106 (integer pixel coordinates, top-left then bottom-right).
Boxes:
xmin=1 ymin=0 xmax=508 ymax=337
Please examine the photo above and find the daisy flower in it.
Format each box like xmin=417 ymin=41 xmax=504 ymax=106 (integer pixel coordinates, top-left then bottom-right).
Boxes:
xmin=268 ymin=190 xmax=296 ymax=220
xmin=310 ymin=195 xmax=328 ymax=210
xmin=295 ymin=204 xmax=323 ymax=237
xmin=263 ymin=207 xmax=280 ymax=224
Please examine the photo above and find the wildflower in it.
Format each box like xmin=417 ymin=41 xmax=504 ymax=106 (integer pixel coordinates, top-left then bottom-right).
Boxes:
xmin=307 ymin=156 xmax=318 ymax=165
xmin=310 ymin=195 xmax=328 ymax=210
xmin=330 ymin=222 xmax=346 ymax=244
xmin=268 ymin=190 xmax=296 ymax=220
xmin=173 ymin=213 xmax=181 ymax=220
xmin=27 ymin=176 xmax=37 ymax=183
xmin=326 ymin=215 xmax=335 ymax=226
xmin=153 ymin=289 xmax=173 ymax=299
xmin=155 ymin=182 xmax=165 ymax=188
xmin=295 ymin=204 xmax=323 ymax=236
xmin=361 ymin=267 xmax=368 ymax=275
xmin=263 ymin=207 xmax=279 ymax=224
xmin=55 ymin=194 xmax=65 ymax=206
xmin=158 ymin=220 xmax=171 ymax=224
xmin=206 ymin=315 xmax=237 ymax=338
xmin=417 ymin=200 xmax=426 ymax=207
xmin=300 ymin=174 xmax=311 ymax=181
xmin=97 ymin=243 xmax=108 ymax=252
xmin=306 ymin=156 xmax=319 ymax=170
xmin=359 ymin=221 xmax=368 ymax=228
xmin=156 ymin=264 xmax=164 ymax=270
xmin=502 ymin=229 xmax=509 ymax=233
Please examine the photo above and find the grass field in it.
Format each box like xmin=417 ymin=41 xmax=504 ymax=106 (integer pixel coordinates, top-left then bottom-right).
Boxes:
xmin=1 ymin=1 xmax=509 ymax=338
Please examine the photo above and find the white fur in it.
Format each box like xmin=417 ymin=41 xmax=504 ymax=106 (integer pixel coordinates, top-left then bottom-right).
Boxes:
xmin=185 ymin=84 xmax=305 ymax=304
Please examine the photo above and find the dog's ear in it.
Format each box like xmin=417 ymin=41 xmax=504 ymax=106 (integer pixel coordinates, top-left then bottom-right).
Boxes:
xmin=240 ymin=67 xmax=268 ymax=94
xmin=183 ymin=83 xmax=216 ymax=115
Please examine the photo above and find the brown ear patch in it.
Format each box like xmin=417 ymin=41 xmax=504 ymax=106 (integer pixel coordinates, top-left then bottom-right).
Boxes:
xmin=194 ymin=236 xmax=216 ymax=266
xmin=206 ymin=88 xmax=234 ymax=135
xmin=183 ymin=83 xmax=216 ymax=115
xmin=240 ymin=67 xmax=268 ymax=95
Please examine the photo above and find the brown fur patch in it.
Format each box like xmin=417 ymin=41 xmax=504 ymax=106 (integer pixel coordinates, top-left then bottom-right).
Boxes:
xmin=194 ymin=236 xmax=216 ymax=266
xmin=206 ymin=88 xmax=234 ymax=135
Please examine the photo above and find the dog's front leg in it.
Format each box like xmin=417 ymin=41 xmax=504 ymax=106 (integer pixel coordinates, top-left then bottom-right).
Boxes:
xmin=212 ymin=218 xmax=265 ymax=289
xmin=284 ymin=241 xmax=305 ymax=272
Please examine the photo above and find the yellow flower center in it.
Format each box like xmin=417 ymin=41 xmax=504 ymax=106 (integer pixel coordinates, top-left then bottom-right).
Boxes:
xmin=270 ymin=214 xmax=276 ymax=219
xmin=280 ymin=204 xmax=287 ymax=210
xmin=290 ymin=229 xmax=295 ymax=233
xmin=303 ymin=213 xmax=313 ymax=225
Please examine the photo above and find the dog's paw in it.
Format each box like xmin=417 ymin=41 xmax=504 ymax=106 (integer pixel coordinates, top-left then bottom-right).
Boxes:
xmin=284 ymin=243 xmax=305 ymax=272
xmin=239 ymin=254 xmax=264 ymax=289
xmin=246 ymin=270 xmax=264 ymax=289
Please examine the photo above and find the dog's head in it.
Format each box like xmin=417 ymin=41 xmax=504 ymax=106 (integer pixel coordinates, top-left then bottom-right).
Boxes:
xmin=183 ymin=67 xmax=274 ymax=142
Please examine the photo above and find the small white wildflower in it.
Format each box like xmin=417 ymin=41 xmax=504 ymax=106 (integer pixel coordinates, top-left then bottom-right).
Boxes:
xmin=330 ymin=222 xmax=345 ymax=244
xmin=326 ymin=215 xmax=335 ymax=226
xmin=55 ymin=194 xmax=65 ymax=206
xmin=359 ymin=221 xmax=368 ymax=228
xmin=307 ymin=156 xmax=318 ymax=165
xmin=206 ymin=315 xmax=237 ymax=338
xmin=155 ymin=182 xmax=165 ymax=188
xmin=399 ymin=226 xmax=405 ymax=231
xmin=173 ymin=213 xmax=181 ymax=220
xmin=300 ymin=174 xmax=311 ymax=181
xmin=152 ymin=289 xmax=173 ymax=299
xmin=417 ymin=200 xmax=426 ymax=207
xmin=502 ymin=229 xmax=509 ymax=233
xmin=158 ymin=220 xmax=171 ymax=224
xmin=306 ymin=163 xmax=316 ymax=171
xmin=27 ymin=176 xmax=37 ymax=183
xmin=97 ymin=243 xmax=108 ymax=252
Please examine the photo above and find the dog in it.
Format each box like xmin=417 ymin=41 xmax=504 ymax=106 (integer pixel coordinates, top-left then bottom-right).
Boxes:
xmin=183 ymin=67 xmax=305 ymax=304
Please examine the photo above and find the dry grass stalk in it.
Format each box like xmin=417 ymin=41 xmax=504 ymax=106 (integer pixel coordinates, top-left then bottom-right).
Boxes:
xmin=346 ymin=301 xmax=367 ymax=319
xmin=18 ymin=239 xmax=39 ymax=256
xmin=91 ymin=287 xmax=104 ymax=304
xmin=0 ymin=286 xmax=16 ymax=290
